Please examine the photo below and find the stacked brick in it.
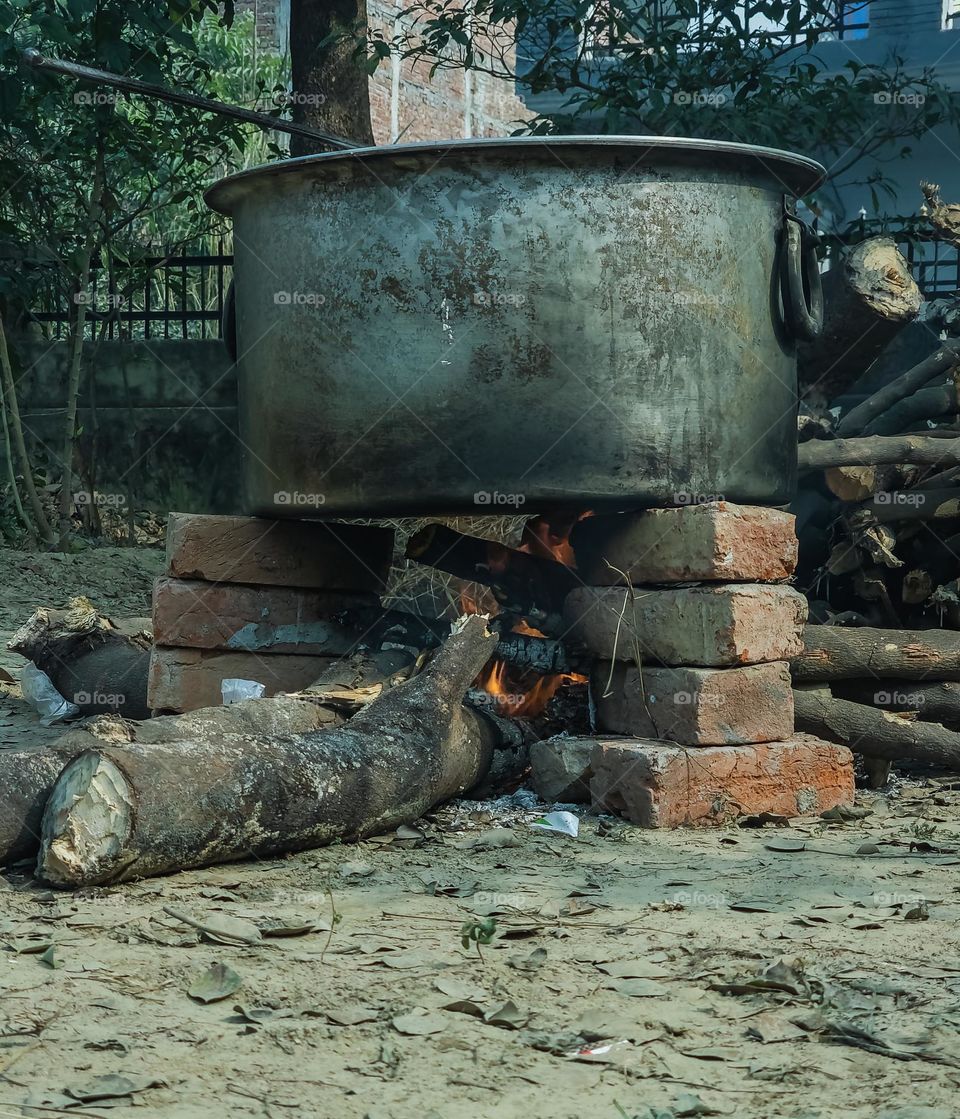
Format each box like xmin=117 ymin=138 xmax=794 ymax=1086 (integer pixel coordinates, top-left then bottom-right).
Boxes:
xmin=147 ymin=514 xmax=394 ymax=713
xmin=558 ymin=502 xmax=855 ymax=827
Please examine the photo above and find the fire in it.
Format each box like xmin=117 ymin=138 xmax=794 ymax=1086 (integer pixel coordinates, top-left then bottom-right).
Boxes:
xmin=461 ymin=512 xmax=591 ymax=719
xmin=473 ymin=656 xmax=585 ymax=718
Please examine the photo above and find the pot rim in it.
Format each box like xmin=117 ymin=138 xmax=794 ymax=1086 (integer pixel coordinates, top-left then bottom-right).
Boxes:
xmin=205 ymin=134 xmax=825 ymax=214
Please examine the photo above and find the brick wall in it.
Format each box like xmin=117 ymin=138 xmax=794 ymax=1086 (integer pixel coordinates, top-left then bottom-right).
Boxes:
xmin=235 ymin=0 xmax=529 ymax=140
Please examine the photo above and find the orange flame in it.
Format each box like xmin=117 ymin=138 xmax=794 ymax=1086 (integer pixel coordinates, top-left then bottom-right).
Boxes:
xmin=461 ymin=512 xmax=591 ymax=718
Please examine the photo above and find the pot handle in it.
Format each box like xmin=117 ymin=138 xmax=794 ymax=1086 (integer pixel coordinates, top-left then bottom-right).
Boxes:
xmin=222 ymin=279 xmax=238 ymax=363
xmin=780 ymin=212 xmax=823 ymax=342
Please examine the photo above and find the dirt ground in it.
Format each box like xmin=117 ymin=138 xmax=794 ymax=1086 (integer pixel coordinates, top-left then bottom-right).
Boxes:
xmin=1 ymin=546 xmax=959 ymax=1119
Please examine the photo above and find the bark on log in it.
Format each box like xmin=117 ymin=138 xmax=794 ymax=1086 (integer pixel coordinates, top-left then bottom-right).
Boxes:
xmin=406 ymin=523 xmax=578 ymax=632
xmin=860 ymin=488 xmax=960 ymax=525
xmin=862 ymin=380 xmax=960 ymax=437
xmin=836 ymin=342 xmax=960 ymax=437
xmin=9 ymin=599 xmax=151 ymax=719
xmin=799 ymin=435 xmax=960 ymax=472
xmin=0 ymin=698 xmax=346 ymax=867
xmin=37 ymin=616 xmax=512 ymax=887
xmin=792 ymin=624 xmax=960 ymax=682
xmin=833 ymin=679 xmax=960 ymax=725
xmin=794 ymin=686 xmax=960 ymax=768
xmin=798 ymin=238 xmax=922 ymax=405
xmin=0 ymin=745 xmax=81 ymax=866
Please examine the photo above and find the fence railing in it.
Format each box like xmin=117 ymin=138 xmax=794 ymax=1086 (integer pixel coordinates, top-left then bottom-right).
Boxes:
xmin=30 ymin=242 xmax=234 ymax=342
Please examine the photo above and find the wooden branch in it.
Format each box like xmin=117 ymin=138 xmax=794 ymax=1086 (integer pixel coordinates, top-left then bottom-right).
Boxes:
xmin=799 ymin=435 xmax=960 ymax=472
xmin=37 ymin=616 xmax=514 ymax=887
xmin=792 ymin=624 xmax=960 ymax=682
xmin=794 ymin=686 xmax=960 ymax=768
xmin=860 ymin=488 xmax=960 ymax=525
xmin=798 ymin=238 xmax=921 ymax=405
xmin=406 ymin=523 xmax=578 ymax=631
xmin=836 ymin=342 xmax=960 ymax=437
xmin=862 ymin=380 xmax=960 ymax=437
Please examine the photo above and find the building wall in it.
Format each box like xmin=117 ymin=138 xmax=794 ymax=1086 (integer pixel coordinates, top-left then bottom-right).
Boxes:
xmin=235 ymin=0 xmax=529 ymax=141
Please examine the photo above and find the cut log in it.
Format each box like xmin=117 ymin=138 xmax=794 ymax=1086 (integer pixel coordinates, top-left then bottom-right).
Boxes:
xmin=836 ymin=342 xmax=960 ymax=437
xmin=406 ymin=523 xmax=578 ymax=632
xmin=832 ymin=679 xmax=960 ymax=726
xmin=9 ymin=598 xmax=151 ymax=719
xmin=862 ymin=379 xmax=960 ymax=437
xmin=0 ymin=696 xmax=346 ymax=867
xmin=798 ymin=238 xmax=922 ymax=406
xmin=37 ymin=616 xmax=515 ymax=887
xmin=794 ymin=686 xmax=960 ymax=768
xmin=860 ymin=488 xmax=960 ymax=525
xmin=799 ymin=435 xmax=960 ymax=472
xmin=0 ymin=745 xmax=81 ymax=865
xmin=792 ymin=624 xmax=960 ymax=682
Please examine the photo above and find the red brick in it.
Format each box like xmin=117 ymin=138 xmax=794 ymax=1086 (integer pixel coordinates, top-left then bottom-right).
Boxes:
xmin=590 ymin=735 xmax=855 ymax=827
xmin=152 ymin=577 xmax=378 ymax=655
xmin=572 ymin=502 xmax=797 ymax=585
xmin=147 ymin=647 xmax=337 ymax=713
xmin=564 ymin=584 xmax=807 ymax=666
xmin=165 ymin=514 xmax=393 ymax=591
xmin=593 ymin=662 xmax=793 ymax=745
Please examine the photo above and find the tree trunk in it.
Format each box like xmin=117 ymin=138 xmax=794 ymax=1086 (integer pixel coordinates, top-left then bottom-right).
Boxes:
xmin=797 ymin=238 xmax=922 ymax=406
xmin=289 ymin=0 xmax=374 ymax=156
xmin=794 ymin=686 xmax=960 ymax=768
xmin=0 ymin=317 xmax=55 ymax=546
xmin=792 ymin=624 xmax=960 ymax=682
xmin=58 ymin=145 xmax=105 ymax=550
xmin=0 ymin=698 xmax=346 ymax=867
xmin=37 ymin=616 xmax=511 ymax=887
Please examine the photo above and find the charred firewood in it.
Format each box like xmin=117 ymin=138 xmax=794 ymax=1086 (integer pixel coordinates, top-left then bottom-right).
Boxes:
xmin=405 ymin=523 xmax=579 ymax=633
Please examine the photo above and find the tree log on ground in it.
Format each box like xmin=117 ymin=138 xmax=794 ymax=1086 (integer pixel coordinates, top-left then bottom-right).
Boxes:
xmin=37 ymin=616 xmax=520 ymax=888
xmin=798 ymin=238 xmax=922 ymax=406
xmin=792 ymin=625 xmax=960 ymax=682
xmin=794 ymin=686 xmax=960 ymax=768
xmin=9 ymin=598 xmax=151 ymax=718
xmin=799 ymin=435 xmax=960 ymax=472
xmin=0 ymin=697 xmax=346 ymax=867
xmin=836 ymin=342 xmax=960 ymax=437
xmin=832 ymin=679 xmax=960 ymax=725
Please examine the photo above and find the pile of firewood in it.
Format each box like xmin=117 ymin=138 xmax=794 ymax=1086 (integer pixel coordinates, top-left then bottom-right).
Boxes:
xmin=795 ymin=185 xmax=960 ymax=630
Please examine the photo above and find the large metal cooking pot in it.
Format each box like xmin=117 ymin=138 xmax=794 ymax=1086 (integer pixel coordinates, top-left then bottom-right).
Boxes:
xmin=206 ymin=137 xmax=825 ymax=518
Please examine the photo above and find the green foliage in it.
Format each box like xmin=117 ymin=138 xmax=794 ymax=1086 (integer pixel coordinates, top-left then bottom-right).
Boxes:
xmin=460 ymin=916 xmax=497 ymax=955
xmin=370 ymin=1 xmax=960 ymax=198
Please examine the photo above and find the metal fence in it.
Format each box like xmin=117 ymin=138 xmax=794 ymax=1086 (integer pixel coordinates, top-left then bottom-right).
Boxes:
xmin=31 ymin=242 xmax=233 ymax=342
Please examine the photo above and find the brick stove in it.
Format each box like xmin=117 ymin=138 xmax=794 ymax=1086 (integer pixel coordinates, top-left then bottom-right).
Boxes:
xmin=147 ymin=501 xmax=855 ymax=827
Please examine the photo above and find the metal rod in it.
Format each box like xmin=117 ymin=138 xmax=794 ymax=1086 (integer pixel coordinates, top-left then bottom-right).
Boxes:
xmin=21 ymin=49 xmax=360 ymax=150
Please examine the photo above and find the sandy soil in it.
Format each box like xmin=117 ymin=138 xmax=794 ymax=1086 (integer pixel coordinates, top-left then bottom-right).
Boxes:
xmin=0 ymin=547 xmax=958 ymax=1119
